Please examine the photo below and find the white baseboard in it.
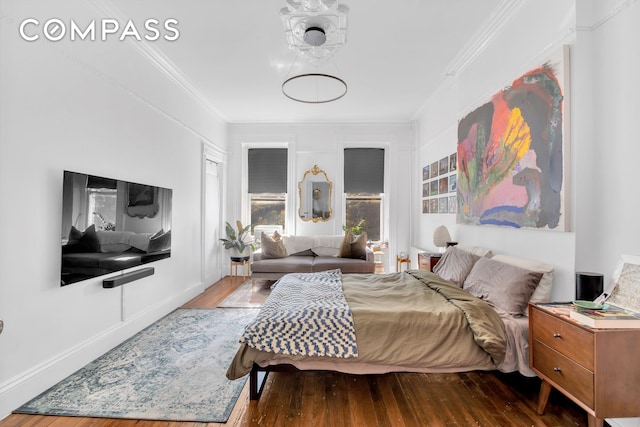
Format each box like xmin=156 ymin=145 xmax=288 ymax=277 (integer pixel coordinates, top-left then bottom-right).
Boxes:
xmin=0 ymin=282 xmax=204 ymax=420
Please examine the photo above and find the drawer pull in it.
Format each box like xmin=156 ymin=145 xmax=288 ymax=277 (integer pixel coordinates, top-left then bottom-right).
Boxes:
xmin=553 ymin=333 xmax=561 ymax=338
xmin=553 ymin=367 xmax=562 ymax=373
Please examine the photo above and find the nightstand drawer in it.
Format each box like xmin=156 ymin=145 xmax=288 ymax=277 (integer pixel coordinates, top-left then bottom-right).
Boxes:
xmin=418 ymin=253 xmax=441 ymax=272
xmin=418 ymin=256 xmax=430 ymax=269
xmin=531 ymin=307 xmax=594 ymax=369
xmin=533 ymin=342 xmax=594 ymax=408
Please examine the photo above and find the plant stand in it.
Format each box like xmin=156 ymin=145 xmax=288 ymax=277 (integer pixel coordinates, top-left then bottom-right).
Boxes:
xmin=230 ymin=258 xmax=250 ymax=279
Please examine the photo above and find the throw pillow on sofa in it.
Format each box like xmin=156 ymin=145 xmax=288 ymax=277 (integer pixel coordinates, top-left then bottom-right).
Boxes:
xmin=64 ymin=224 xmax=100 ymax=253
xmin=261 ymin=232 xmax=288 ymax=259
xmin=338 ymin=231 xmax=368 ymax=260
xmin=147 ymin=229 xmax=171 ymax=253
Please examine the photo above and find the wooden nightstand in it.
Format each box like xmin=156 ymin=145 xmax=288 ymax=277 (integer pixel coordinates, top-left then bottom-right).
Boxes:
xmin=529 ymin=303 xmax=640 ymax=427
xmin=417 ymin=252 xmax=441 ymax=272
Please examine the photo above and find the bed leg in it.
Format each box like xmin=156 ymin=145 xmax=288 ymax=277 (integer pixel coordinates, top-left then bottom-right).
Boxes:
xmin=249 ymin=364 xmax=268 ymax=400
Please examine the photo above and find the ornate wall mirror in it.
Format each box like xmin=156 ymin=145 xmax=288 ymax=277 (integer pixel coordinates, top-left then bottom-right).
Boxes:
xmin=298 ymin=165 xmax=333 ymax=222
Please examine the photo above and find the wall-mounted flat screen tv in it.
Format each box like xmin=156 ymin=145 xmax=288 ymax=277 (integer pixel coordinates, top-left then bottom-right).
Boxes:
xmin=60 ymin=170 xmax=172 ymax=286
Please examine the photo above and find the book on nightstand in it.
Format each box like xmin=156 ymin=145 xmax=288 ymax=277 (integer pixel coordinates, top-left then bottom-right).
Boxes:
xmin=536 ymin=302 xmax=577 ymax=318
xmin=570 ymin=305 xmax=640 ymax=329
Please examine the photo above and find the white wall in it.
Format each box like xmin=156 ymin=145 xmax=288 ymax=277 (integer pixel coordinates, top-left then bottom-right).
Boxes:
xmin=414 ymin=1 xmax=640 ymax=424
xmin=414 ymin=0 xmax=578 ymax=301
xmin=0 ymin=1 xmax=226 ymax=417
xmin=574 ymin=4 xmax=640 ymax=424
xmin=227 ymin=123 xmax=414 ymax=271
xmin=415 ymin=0 xmax=640 ymax=300
xmin=574 ymin=0 xmax=640 ymax=284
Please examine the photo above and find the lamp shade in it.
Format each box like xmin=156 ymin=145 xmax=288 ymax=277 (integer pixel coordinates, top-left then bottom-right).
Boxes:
xmin=433 ymin=225 xmax=451 ymax=248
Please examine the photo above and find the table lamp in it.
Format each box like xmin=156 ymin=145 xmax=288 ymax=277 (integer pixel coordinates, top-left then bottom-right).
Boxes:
xmin=433 ymin=225 xmax=451 ymax=253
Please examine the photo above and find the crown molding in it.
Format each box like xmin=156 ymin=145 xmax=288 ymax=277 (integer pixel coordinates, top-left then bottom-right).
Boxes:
xmin=443 ymin=0 xmax=528 ymax=77
xmin=88 ymin=0 xmax=229 ymax=123
xmin=576 ymin=0 xmax=638 ymax=32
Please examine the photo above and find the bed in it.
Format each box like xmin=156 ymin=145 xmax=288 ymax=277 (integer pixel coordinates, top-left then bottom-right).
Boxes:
xmin=226 ymin=245 xmax=554 ymax=400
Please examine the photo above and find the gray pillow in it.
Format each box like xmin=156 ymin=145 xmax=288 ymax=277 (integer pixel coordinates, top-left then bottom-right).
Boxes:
xmin=147 ymin=229 xmax=171 ymax=253
xmin=338 ymin=231 xmax=368 ymax=260
xmin=260 ymin=232 xmax=288 ymax=259
xmin=463 ymin=257 xmax=543 ymax=316
xmin=433 ymin=246 xmax=480 ymax=286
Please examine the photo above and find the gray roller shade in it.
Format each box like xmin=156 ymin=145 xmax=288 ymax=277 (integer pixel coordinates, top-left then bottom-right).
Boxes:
xmin=87 ymin=175 xmax=117 ymax=189
xmin=248 ymin=148 xmax=288 ymax=193
xmin=344 ymin=148 xmax=384 ymax=193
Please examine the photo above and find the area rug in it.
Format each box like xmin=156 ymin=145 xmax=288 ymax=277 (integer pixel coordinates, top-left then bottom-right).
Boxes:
xmin=218 ymin=280 xmax=272 ymax=308
xmin=15 ymin=308 xmax=259 ymax=422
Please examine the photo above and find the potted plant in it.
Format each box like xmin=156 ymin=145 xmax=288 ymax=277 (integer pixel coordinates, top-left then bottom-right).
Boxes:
xmin=342 ymin=218 xmax=366 ymax=236
xmin=220 ymin=220 xmax=254 ymax=261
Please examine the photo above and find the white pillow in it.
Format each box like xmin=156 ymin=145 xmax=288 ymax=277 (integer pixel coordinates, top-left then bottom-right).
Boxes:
xmin=491 ymin=254 xmax=554 ymax=307
xmin=282 ymin=235 xmax=315 ymax=255
xmin=130 ymin=232 xmax=155 ymax=251
xmin=456 ymin=244 xmax=494 ymax=258
xmin=313 ymin=235 xmax=344 ymax=248
xmin=311 ymin=235 xmax=344 ymax=257
xmin=312 ymin=246 xmax=341 ymax=257
xmin=96 ymin=230 xmax=135 ymax=245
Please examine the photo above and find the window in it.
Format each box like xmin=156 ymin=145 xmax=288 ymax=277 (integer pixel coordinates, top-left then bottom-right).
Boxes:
xmin=88 ymin=188 xmax=117 ymax=230
xmin=250 ymin=193 xmax=286 ymax=227
xmin=86 ymin=175 xmax=118 ymax=231
xmin=344 ymin=148 xmax=384 ymax=242
xmin=248 ymin=148 xmax=288 ymax=230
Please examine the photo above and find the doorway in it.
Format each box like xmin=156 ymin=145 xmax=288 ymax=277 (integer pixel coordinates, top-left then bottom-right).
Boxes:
xmin=203 ymin=158 xmax=222 ymax=285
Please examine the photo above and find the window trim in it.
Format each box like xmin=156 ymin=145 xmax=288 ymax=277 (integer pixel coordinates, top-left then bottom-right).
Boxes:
xmin=242 ymin=141 xmax=295 ymax=233
xmin=343 ymin=193 xmax=385 ymax=243
xmin=341 ymin=144 xmax=389 ymax=244
xmin=86 ymin=187 xmax=118 ymax=231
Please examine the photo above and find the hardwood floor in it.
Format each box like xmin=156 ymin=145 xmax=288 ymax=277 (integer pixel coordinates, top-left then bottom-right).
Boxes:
xmin=1 ymin=276 xmax=597 ymax=427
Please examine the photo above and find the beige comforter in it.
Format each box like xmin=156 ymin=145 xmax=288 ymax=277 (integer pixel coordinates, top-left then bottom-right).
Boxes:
xmin=227 ymin=270 xmax=507 ymax=379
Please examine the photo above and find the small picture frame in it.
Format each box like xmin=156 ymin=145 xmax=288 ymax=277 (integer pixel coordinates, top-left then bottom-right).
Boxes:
xmin=439 ymin=177 xmax=448 ymax=194
xmin=439 ymin=197 xmax=448 ymax=213
xmin=430 ymin=198 xmax=438 ymax=213
xmin=448 ymin=175 xmax=457 ymax=193
xmin=430 ymin=180 xmax=439 ymax=196
xmin=423 ymin=165 xmax=430 ymax=181
xmin=449 ymin=195 xmax=457 ymax=213
xmin=449 ymin=153 xmax=457 ymax=172
xmin=430 ymin=161 xmax=438 ymax=178
xmin=439 ymin=157 xmax=449 ymax=175
xmin=422 ymin=199 xmax=429 ymax=214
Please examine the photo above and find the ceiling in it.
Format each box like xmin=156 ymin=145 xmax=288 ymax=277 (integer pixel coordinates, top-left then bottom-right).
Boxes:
xmin=112 ymin=0 xmax=504 ymax=124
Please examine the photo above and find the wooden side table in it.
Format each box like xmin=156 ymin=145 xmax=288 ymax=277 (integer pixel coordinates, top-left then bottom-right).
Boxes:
xmin=396 ymin=256 xmax=411 ymax=272
xmin=373 ymin=251 xmax=385 ymax=274
xmin=529 ymin=303 xmax=640 ymax=427
xmin=418 ymin=252 xmax=442 ymax=272
xmin=230 ymin=258 xmax=249 ymax=279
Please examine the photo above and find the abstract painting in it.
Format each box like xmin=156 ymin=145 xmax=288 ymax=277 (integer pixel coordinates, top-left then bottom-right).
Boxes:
xmin=457 ymin=47 xmax=569 ymax=230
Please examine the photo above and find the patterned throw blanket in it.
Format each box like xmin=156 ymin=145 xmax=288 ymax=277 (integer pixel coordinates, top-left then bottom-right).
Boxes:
xmin=239 ymin=269 xmax=358 ymax=358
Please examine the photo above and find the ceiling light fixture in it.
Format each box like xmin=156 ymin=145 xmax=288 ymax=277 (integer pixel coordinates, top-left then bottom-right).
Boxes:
xmin=280 ymin=0 xmax=349 ymax=61
xmin=282 ymin=64 xmax=347 ymax=103
xmin=280 ymin=0 xmax=349 ymax=103
xmin=303 ymin=27 xmax=326 ymax=47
